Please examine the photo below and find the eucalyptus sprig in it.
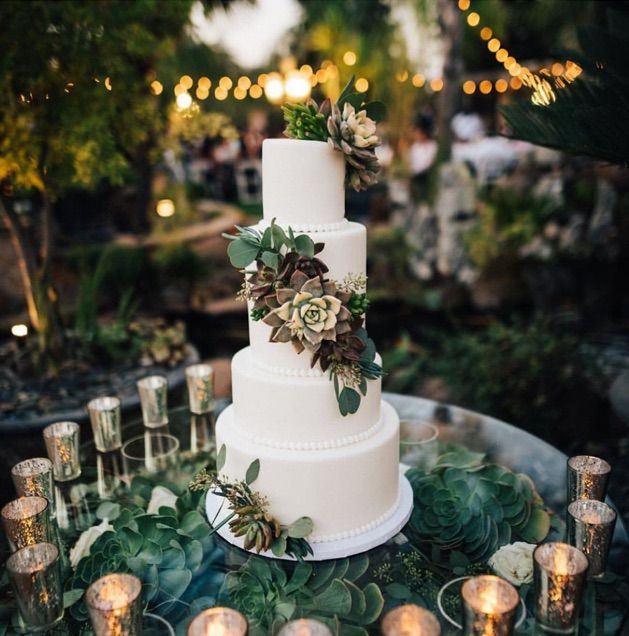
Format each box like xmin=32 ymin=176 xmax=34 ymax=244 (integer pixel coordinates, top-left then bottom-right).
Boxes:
xmin=191 ymin=445 xmax=314 ymax=560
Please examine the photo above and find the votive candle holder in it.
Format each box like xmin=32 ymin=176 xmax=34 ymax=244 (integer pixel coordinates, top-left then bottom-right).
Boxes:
xmin=88 ymin=396 xmax=122 ymax=452
xmin=381 ymin=604 xmax=441 ymax=635
xmin=567 ymin=455 xmax=610 ymax=504
xmin=43 ymin=421 xmax=81 ymax=481
xmin=187 ymin=607 xmax=248 ymax=635
xmin=461 ymin=575 xmax=519 ymax=636
xmin=533 ymin=542 xmax=589 ymax=633
xmin=6 ymin=542 xmax=63 ymax=631
xmin=1 ymin=496 xmax=51 ymax=551
xmin=186 ymin=363 xmax=215 ymax=414
xmin=86 ymin=573 xmax=143 ymax=636
xmin=137 ymin=375 xmax=168 ymax=427
xmin=11 ymin=457 xmax=55 ymax=517
xmin=567 ymin=499 xmax=616 ymax=577
xmin=277 ymin=618 xmax=333 ymax=636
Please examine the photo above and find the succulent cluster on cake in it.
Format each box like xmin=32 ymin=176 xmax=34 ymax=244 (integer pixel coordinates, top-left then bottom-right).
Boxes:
xmin=223 ymin=222 xmax=383 ymax=416
xmin=282 ymin=75 xmax=385 ymax=191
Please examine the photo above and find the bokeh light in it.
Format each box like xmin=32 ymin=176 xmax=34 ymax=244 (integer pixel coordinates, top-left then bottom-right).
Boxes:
xmin=219 ymin=76 xmax=233 ymax=90
xmin=179 ymin=75 xmax=193 ymax=89
xmin=264 ymin=73 xmax=284 ymax=103
xmin=355 ymin=77 xmax=369 ymax=92
xmin=495 ymin=78 xmax=508 ymax=93
xmin=487 ymin=38 xmax=501 ymax=53
xmin=480 ymin=27 xmax=492 ymax=40
xmin=412 ymin=73 xmax=425 ymax=87
xmin=343 ymin=51 xmax=357 ymax=66
xmin=479 ymin=80 xmax=492 ymax=94
xmin=430 ymin=78 xmax=444 ymax=92
xmin=463 ymin=80 xmax=476 ymax=94
xmin=11 ymin=324 xmax=28 ymax=337
xmin=156 ymin=199 xmax=175 ymax=218
xmin=176 ymin=92 xmax=192 ymax=109
xmin=150 ymin=80 xmax=163 ymax=95
xmin=249 ymin=84 xmax=263 ymax=99
xmin=467 ymin=12 xmax=480 ymax=27
xmin=198 ymin=76 xmax=211 ymax=90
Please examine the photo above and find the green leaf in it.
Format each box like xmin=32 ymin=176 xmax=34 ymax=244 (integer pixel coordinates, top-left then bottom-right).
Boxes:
xmin=158 ymin=568 xmax=192 ymax=600
xmin=96 ymin=501 xmax=120 ymax=521
xmin=246 ymin=459 xmax=261 ymax=485
xmin=385 ymin=582 xmax=412 ymax=599
xmin=119 ymin=527 xmax=143 ymax=556
xmin=294 ymin=234 xmax=315 ymax=258
xmin=338 ymin=74 xmax=357 ymax=107
xmin=271 ymin=223 xmax=288 ymax=249
xmin=313 ymin=579 xmax=352 ymax=615
xmin=179 ymin=511 xmax=208 ymax=538
xmin=365 ymin=101 xmax=386 ymax=122
xmin=138 ymin=540 xmax=162 ymax=565
xmin=183 ymin=539 xmax=203 ymax=572
xmin=310 ymin=561 xmax=337 ymax=591
xmin=275 ymin=602 xmax=296 ymax=621
xmin=339 ymin=387 xmax=361 ymax=416
xmin=287 ymin=516 xmax=314 ymax=539
xmin=260 ymin=227 xmax=272 ymax=249
xmin=345 ymin=553 xmax=370 ymax=581
xmin=63 ymin=589 xmax=84 ymax=608
xmin=217 ymin=444 xmax=227 ymax=472
xmin=358 ymin=377 xmax=367 ymax=396
xmin=271 ymin=533 xmax=287 ymax=557
xmin=162 ymin=540 xmax=186 ymax=570
xmin=284 ymin=561 xmax=313 ymax=594
xmin=261 ymin=251 xmax=280 ymax=270
xmin=357 ymin=583 xmax=385 ymax=625
xmin=227 ymin=239 xmax=259 ymax=268
xmin=345 ymin=580 xmax=366 ymax=618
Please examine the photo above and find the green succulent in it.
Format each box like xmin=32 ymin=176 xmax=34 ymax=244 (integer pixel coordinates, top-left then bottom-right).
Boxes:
xmin=282 ymin=100 xmax=330 ymax=141
xmin=347 ymin=292 xmax=370 ymax=317
xmin=250 ymin=307 xmax=269 ymax=321
xmin=406 ymin=449 xmax=551 ymax=563
xmin=64 ymin=479 xmax=222 ymax=623
xmin=223 ymin=554 xmax=384 ymax=636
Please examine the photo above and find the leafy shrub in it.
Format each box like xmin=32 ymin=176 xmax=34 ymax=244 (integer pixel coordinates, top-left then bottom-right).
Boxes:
xmin=151 ymin=243 xmax=207 ymax=289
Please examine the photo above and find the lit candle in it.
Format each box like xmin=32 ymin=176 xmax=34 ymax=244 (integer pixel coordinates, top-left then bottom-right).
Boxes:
xmin=566 ymin=455 xmax=610 ymax=504
xmin=567 ymin=499 xmax=616 ymax=577
xmin=277 ymin=618 xmax=333 ymax=635
xmin=460 ymin=575 xmax=519 ymax=636
xmin=187 ymin=607 xmax=248 ymax=635
xmin=43 ymin=421 xmax=81 ymax=481
xmin=137 ymin=375 xmax=168 ymax=428
xmin=1 ymin=496 xmax=51 ymax=551
xmin=88 ymin=396 xmax=122 ymax=452
xmin=381 ymin=604 xmax=441 ymax=635
xmin=185 ymin=363 xmax=215 ymax=414
xmin=533 ymin=542 xmax=588 ymax=633
xmin=11 ymin=457 xmax=55 ymax=517
xmin=86 ymin=573 xmax=143 ymax=636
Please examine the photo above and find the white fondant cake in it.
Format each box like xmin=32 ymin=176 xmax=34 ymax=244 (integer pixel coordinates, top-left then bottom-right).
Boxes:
xmin=215 ymin=138 xmax=407 ymax=556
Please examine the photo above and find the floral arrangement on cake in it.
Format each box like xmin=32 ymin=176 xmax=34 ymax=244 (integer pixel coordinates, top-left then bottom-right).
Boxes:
xmin=282 ymin=75 xmax=385 ymax=191
xmin=224 ymin=221 xmax=383 ymax=416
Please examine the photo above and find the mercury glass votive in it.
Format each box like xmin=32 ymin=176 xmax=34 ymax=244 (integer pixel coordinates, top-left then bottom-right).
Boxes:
xmin=11 ymin=457 xmax=55 ymax=517
xmin=567 ymin=499 xmax=616 ymax=577
xmin=187 ymin=607 xmax=248 ymax=636
xmin=186 ymin=363 xmax=215 ymax=414
xmin=381 ymin=604 xmax=441 ymax=636
xmin=86 ymin=573 xmax=143 ymax=636
xmin=533 ymin=542 xmax=589 ymax=633
xmin=6 ymin=542 xmax=63 ymax=631
xmin=1 ymin=496 xmax=51 ymax=551
xmin=88 ymin=396 xmax=122 ymax=452
xmin=567 ymin=455 xmax=611 ymax=504
xmin=277 ymin=618 xmax=333 ymax=636
xmin=43 ymin=421 xmax=81 ymax=481
xmin=137 ymin=375 xmax=168 ymax=427
xmin=461 ymin=575 xmax=519 ymax=636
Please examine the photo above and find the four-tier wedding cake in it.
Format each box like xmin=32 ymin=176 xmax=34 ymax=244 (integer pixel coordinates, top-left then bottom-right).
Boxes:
xmin=209 ymin=139 xmax=410 ymax=558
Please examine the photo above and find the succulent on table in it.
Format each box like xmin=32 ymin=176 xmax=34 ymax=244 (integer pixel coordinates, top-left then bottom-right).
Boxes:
xmin=224 ymin=554 xmax=384 ymax=636
xmin=406 ymin=449 xmax=551 ymax=563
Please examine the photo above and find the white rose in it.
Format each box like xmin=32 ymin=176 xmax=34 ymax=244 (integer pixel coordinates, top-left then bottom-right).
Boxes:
xmin=69 ymin=519 xmax=113 ymax=570
xmin=488 ymin=542 xmax=536 ymax=586
xmin=342 ymin=102 xmax=379 ymax=149
xmin=147 ymin=485 xmax=178 ymax=514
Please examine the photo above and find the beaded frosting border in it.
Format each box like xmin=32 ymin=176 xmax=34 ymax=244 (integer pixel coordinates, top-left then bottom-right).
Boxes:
xmin=310 ymin=492 xmax=401 ymax=543
xmin=257 ymin=219 xmax=349 ymax=233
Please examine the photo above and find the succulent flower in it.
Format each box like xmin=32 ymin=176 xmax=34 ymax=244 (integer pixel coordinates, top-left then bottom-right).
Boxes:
xmin=488 ymin=542 xmax=536 ymax=586
xmin=407 ymin=457 xmax=551 ymax=563
xmin=348 ymin=292 xmax=370 ymax=316
xmin=327 ymin=102 xmax=380 ymax=191
xmin=263 ymin=271 xmax=352 ymax=353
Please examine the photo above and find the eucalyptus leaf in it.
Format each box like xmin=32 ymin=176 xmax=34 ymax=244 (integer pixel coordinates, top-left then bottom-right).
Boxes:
xmin=227 ymin=239 xmax=259 ymax=268
xmin=63 ymin=589 xmax=84 ymax=608
xmin=284 ymin=561 xmax=313 ymax=594
xmin=294 ymin=234 xmax=315 ymax=258
xmin=356 ymin=583 xmax=385 ymax=625
xmin=158 ymin=568 xmax=192 ymax=600
xmin=245 ymin=459 xmax=261 ymax=485
xmin=183 ymin=539 xmax=203 ymax=573
xmin=339 ymin=387 xmax=361 ymax=416
xmin=312 ymin=579 xmax=352 ymax=614
xmin=217 ymin=444 xmax=227 ymax=472
xmin=287 ymin=516 xmax=313 ymax=539
xmin=118 ymin=527 xmax=143 ymax=556
xmin=261 ymin=251 xmax=280 ymax=270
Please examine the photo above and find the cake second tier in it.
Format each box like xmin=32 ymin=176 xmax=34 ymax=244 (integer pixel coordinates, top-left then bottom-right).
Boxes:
xmin=231 ymin=346 xmax=382 ymax=448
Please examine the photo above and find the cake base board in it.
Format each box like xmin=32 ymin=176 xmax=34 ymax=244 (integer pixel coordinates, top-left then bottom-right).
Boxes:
xmin=205 ymin=466 xmax=414 ymax=561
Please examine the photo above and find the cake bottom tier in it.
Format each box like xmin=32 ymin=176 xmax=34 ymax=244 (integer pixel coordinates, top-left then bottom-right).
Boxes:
xmin=215 ymin=400 xmax=401 ymax=543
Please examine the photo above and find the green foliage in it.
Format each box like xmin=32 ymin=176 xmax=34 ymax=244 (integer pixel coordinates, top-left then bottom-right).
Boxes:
xmin=151 ymin=243 xmax=207 ymax=288
xmin=348 ymin=293 xmax=370 ymax=317
xmin=224 ymin=554 xmax=383 ymax=635
xmin=465 ymin=188 xmax=560 ymax=271
xmin=65 ymin=479 xmax=220 ymax=622
xmin=406 ymin=448 xmax=551 ymax=563
xmin=282 ymin=101 xmax=329 ymax=142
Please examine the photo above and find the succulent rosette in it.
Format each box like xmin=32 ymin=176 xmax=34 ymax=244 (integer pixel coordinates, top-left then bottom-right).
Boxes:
xmin=263 ymin=271 xmax=352 ymax=353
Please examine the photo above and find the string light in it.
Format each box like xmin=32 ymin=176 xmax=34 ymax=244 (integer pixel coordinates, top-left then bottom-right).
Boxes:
xmin=257 ymin=73 xmax=269 ymax=87
xmin=430 ymin=78 xmax=444 ymax=92
xmin=551 ymin=62 xmax=565 ymax=76
xmin=463 ymin=80 xmax=476 ymax=94
xmin=300 ymin=64 xmax=313 ymax=76
xmin=198 ymin=76 xmax=211 ymax=90
xmin=480 ymin=27 xmax=492 ymax=40
xmin=104 ymin=77 xmax=112 ymax=91
xmin=215 ymin=86 xmax=228 ymax=101
xmin=11 ymin=324 xmax=28 ymax=337
xmin=509 ymin=77 xmax=522 ymax=90
xmin=458 ymin=0 xmax=470 ymax=9
xmin=249 ymin=84 xmax=263 ymax=99
xmin=219 ymin=76 xmax=232 ymax=90
xmin=284 ymin=71 xmax=311 ymax=101
xmin=411 ymin=73 xmax=425 ymax=87
xmin=467 ymin=12 xmax=480 ymax=27
xmin=355 ymin=77 xmax=369 ymax=92
xmin=180 ymin=75 xmax=193 ymax=89
xmin=234 ymin=86 xmax=247 ymax=100
xmin=196 ymin=87 xmax=209 ymax=100
xmin=237 ymin=76 xmax=251 ymax=90
xmin=495 ymin=78 xmax=508 ymax=93
xmin=342 ymin=51 xmax=357 ymax=66
xmin=396 ymin=70 xmax=409 ymax=82
xmin=487 ymin=38 xmax=500 ymax=53
xmin=156 ymin=199 xmax=175 ymax=217
xmin=479 ymin=80 xmax=492 ymax=94
xmin=176 ymin=92 xmax=192 ymax=109
xmin=496 ymin=49 xmax=509 ymax=63
xmin=503 ymin=56 xmax=516 ymax=70
xmin=264 ymin=73 xmax=284 ymax=104
xmin=508 ymin=63 xmax=522 ymax=77
xmin=150 ymin=80 xmax=163 ymax=95
xmin=174 ymin=83 xmax=186 ymax=96
xmin=315 ymin=68 xmax=327 ymax=83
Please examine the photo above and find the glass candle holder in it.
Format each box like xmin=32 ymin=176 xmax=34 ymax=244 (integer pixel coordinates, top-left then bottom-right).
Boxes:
xmin=121 ymin=432 xmax=179 ymax=477
xmin=190 ymin=413 xmax=214 ymax=454
xmin=567 ymin=499 xmax=616 ymax=577
xmin=88 ymin=396 xmax=122 ymax=452
xmin=6 ymin=542 xmax=63 ymax=631
xmin=1 ymin=496 xmax=51 ymax=551
xmin=399 ymin=420 xmax=439 ymax=472
xmin=187 ymin=607 xmax=248 ymax=635
xmin=43 ymin=421 xmax=81 ymax=481
xmin=186 ymin=363 xmax=215 ymax=414
xmin=533 ymin=542 xmax=589 ymax=634
xmin=277 ymin=619 xmax=333 ymax=636
xmin=137 ymin=375 xmax=168 ymax=428
xmin=11 ymin=457 xmax=55 ymax=517
xmin=381 ymin=604 xmax=441 ymax=636
xmin=461 ymin=575 xmax=519 ymax=636
xmin=86 ymin=573 xmax=143 ymax=636
xmin=566 ymin=455 xmax=610 ymax=504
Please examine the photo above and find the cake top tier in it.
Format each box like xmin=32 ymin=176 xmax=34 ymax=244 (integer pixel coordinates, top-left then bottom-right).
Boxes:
xmin=262 ymin=139 xmax=345 ymax=227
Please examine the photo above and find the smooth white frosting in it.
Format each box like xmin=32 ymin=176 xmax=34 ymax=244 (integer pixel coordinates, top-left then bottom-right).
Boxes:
xmin=231 ymin=347 xmax=382 ymax=445
xmin=263 ymin=139 xmax=345 ymax=226
xmin=216 ymin=401 xmax=400 ymax=541
xmin=248 ymin=221 xmax=366 ymax=372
